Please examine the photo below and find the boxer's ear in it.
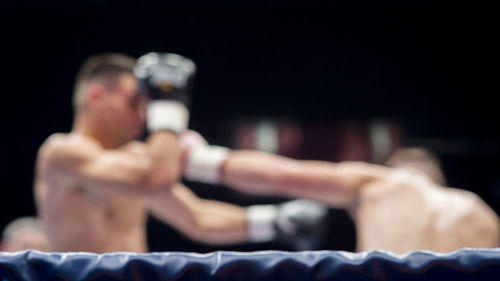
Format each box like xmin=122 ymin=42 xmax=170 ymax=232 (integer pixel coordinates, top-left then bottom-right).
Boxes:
xmin=86 ymin=83 xmax=108 ymax=108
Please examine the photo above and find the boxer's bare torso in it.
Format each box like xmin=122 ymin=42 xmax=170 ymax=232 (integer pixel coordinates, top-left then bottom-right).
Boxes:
xmin=35 ymin=133 xmax=148 ymax=253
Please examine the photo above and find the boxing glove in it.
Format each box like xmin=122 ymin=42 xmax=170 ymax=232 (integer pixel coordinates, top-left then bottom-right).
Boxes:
xmin=179 ymin=130 xmax=230 ymax=184
xmin=246 ymin=199 xmax=328 ymax=250
xmin=134 ymin=52 xmax=196 ymax=133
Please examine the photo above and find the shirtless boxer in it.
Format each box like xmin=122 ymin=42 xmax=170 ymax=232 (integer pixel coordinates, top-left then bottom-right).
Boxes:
xmin=182 ymin=130 xmax=500 ymax=253
xmin=34 ymin=53 xmax=326 ymax=253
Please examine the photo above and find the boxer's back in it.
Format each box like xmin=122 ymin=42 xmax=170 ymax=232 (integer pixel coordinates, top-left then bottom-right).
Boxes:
xmin=355 ymin=169 xmax=500 ymax=253
xmin=35 ymin=134 xmax=148 ymax=253
xmin=432 ymin=187 xmax=500 ymax=251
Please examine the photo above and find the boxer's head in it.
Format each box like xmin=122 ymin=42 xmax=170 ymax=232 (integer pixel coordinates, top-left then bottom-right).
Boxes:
xmin=73 ymin=53 xmax=147 ymax=143
xmin=385 ymin=147 xmax=446 ymax=186
xmin=1 ymin=217 xmax=47 ymax=252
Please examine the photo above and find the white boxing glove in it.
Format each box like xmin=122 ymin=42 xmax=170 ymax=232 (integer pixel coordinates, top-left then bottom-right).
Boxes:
xmin=179 ymin=130 xmax=230 ymax=184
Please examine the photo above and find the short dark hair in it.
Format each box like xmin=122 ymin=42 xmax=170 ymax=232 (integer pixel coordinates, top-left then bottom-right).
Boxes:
xmin=73 ymin=53 xmax=137 ymax=109
xmin=385 ymin=147 xmax=446 ymax=186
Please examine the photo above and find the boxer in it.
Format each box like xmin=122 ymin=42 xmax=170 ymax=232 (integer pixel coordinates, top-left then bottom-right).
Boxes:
xmin=181 ymin=130 xmax=500 ymax=253
xmin=34 ymin=53 xmax=326 ymax=253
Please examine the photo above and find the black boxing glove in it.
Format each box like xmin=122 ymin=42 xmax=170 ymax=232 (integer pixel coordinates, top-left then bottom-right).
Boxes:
xmin=246 ymin=199 xmax=329 ymax=250
xmin=134 ymin=52 xmax=196 ymax=133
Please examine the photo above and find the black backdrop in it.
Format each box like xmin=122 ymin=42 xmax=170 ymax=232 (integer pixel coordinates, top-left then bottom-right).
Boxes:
xmin=1 ymin=1 xmax=498 ymax=252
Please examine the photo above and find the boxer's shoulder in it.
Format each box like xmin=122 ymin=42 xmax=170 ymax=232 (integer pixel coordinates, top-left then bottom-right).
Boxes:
xmin=358 ymin=168 xmax=430 ymax=202
xmin=38 ymin=133 xmax=69 ymax=160
xmin=41 ymin=132 xmax=97 ymax=147
xmin=37 ymin=133 xmax=102 ymax=171
xmin=444 ymin=187 xmax=495 ymax=215
xmin=53 ymin=132 xmax=104 ymax=150
xmin=42 ymin=132 xmax=68 ymax=145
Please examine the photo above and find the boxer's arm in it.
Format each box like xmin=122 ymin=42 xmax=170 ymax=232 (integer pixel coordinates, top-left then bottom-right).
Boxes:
xmin=41 ymin=134 xmax=180 ymax=194
xmin=220 ymin=151 xmax=391 ymax=208
xmin=132 ymin=52 xmax=195 ymax=188
xmin=180 ymin=130 xmax=390 ymax=208
xmin=145 ymin=131 xmax=182 ymax=190
xmin=148 ymin=183 xmax=328 ymax=247
xmin=147 ymin=183 xmax=248 ymax=245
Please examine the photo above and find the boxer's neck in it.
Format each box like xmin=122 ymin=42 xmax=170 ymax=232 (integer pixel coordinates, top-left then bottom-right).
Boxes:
xmin=73 ymin=113 xmax=126 ymax=149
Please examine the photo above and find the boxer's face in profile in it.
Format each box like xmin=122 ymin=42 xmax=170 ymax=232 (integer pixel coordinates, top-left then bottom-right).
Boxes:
xmin=99 ymin=74 xmax=147 ymax=141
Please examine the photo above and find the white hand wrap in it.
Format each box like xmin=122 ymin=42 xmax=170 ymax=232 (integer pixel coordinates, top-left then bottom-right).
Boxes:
xmin=147 ymin=100 xmax=189 ymax=133
xmin=246 ymin=205 xmax=278 ymax=242
xmin=184 ymin=145 xmax=230 ymax=184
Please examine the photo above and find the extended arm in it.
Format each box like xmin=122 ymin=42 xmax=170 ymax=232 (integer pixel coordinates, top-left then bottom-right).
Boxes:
xmin=181 ymin=130 xmax=391 ymax=208
xmin=223 ymin=151 xmax=393 ymax=207
xmin=148 ymin=183 xmax=248 ymax=245
xmin=148 ymin=182 xmax=328 ymax=248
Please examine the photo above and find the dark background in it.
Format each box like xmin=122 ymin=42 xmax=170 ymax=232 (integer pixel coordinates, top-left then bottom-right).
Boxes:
xmin=1 ymin=1 xmax=498 ymax=252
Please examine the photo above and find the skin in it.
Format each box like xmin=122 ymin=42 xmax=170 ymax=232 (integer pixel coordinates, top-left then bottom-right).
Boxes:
xmin=35 ymin=68 xmax=498 ymax=254
xmin=219 ymin=151 xmax=500 ymax=253
xmin=1 ymin=230 xmax=48 ymax=252
xmin=35 ymin=73 xmax=247 ymax=253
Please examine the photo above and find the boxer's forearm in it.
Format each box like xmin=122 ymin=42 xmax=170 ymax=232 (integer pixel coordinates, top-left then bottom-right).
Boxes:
xmin=146 ymin=131 xmax=183 ymax=189
xmin=148 ymin=184 xmax=248 ymax=245
xmin=220 ymin=151 xmax=362 ymax=207
xmin=183 ymin=199 xmax=248 ymax=244
xmin=136 ymin=52 xmax=195 ymax=189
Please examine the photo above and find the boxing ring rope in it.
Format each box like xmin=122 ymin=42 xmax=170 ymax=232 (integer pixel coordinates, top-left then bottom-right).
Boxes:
xmin=1 ymin=249 xmax=500 ymax=280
